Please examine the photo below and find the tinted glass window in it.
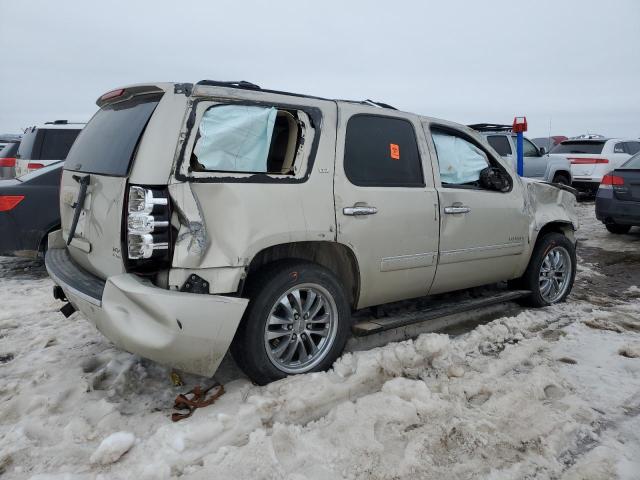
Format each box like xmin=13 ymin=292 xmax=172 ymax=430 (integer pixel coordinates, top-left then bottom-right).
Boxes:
xmin=40 ymin=129 xmax=81 ymax=160
xmin=552 ymin=141 xmax=605 ymax=154
xmin=625 ymin=142 xmax=640 ymax=155
xmin=17 ymin=130 xmax=39 ymax=159
xmin=65 ymin=93 xmax=162 ymax=176
xmin=613 ymin=143 xmax=625 ymax=154
xmin=621 ymin=153 xmax=640 ymax=169
xmin=487 ymin=135 xmax=512 ymax=155
xmin=522 ymin=138 xmax=539 ymax=156
xmin=344 ymin=115 xmax=424 ymax=187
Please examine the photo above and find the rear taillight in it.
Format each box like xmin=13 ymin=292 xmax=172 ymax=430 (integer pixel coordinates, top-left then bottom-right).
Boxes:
xmin=601 ymin=173 xmax=624 ymax=186
xmin=27 ymin=162 xmax=45 ymax=171
xmin=0 ymin=195 xmax=25 ymax=212
xmin=569 ymin=157 xmax=609 ymax=164
xmin=0 ymin=157 xmax=16 ymax=167
xmin=126 ymin=185 xmax=170 ymax=262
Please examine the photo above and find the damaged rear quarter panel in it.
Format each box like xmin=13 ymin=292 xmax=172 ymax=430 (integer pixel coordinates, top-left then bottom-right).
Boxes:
xmin=168 ymin=96 xmax=338 ymax=291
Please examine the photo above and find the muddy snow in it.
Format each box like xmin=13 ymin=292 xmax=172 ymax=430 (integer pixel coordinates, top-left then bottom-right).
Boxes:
xmin=1 ymin=202 xmax=639 ymax=480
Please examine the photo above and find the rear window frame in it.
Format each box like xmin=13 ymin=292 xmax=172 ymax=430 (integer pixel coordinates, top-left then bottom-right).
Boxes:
xmin=174 ymin=98 xmax=323 ymax=184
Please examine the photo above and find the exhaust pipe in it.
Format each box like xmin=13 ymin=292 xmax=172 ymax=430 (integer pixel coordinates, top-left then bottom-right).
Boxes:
xmin=53 ymin=285 xmax=67 ymax=302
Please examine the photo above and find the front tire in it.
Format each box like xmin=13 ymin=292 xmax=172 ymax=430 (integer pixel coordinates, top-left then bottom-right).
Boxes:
xmin=518 ymin=233 xmax=576 ymax=307
xmin=605 ymin=223 xmax=631 ymax=234
xmin=231 ymin=260 xmax=351 ymax=385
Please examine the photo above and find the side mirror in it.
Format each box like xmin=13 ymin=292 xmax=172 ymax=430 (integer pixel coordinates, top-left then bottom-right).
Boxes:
xmin=479 ymin=167 xmax=511 ymax=192
xmin=539 ymin=146 xmax=547 ymax=155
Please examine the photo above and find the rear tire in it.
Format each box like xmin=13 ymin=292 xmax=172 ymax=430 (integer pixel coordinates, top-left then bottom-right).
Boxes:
xmin=605 ymin=224 xmax=631 ymax=234
xmin=518 ymin=233 xmax=576 ymax=308
xmin=231 ymin=260 xmax=351 ymax=385
xmin=552 ymin=173 xmax=570 ymax=186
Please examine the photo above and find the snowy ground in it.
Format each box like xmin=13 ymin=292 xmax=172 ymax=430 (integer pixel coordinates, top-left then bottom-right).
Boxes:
xmin=1 ymin=203 xmax=639 ymax=480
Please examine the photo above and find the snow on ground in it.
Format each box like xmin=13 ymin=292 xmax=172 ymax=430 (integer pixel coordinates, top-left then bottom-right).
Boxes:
xmin=1 ymin=202 xmax=639 ymax=479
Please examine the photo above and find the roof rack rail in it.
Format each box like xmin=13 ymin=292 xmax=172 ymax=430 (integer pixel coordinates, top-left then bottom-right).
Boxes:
xmin=45 ymin=120 xmax=69 ymax=125
xmin=195 ymin=80 xmax=261 ymax=90
xmin=363 ymin=99 xmax=397 ymax=110
xmin=468 ymin=123 xmax=513 ymax=132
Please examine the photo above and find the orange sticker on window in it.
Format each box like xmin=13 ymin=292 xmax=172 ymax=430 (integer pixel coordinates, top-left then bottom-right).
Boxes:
xmin=390 ymin=143 xmax=400 ymax=160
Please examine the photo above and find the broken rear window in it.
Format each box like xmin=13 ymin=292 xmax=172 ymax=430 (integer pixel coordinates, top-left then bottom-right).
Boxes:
xmin=191 ymin=105 xmax=304 ymax=175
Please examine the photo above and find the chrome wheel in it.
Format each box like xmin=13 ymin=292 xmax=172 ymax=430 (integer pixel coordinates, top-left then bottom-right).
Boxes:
xmin=539 ymin=246 xmax=572 ymax=303
xmin=264 ymin=283 xmax=339 ymax=374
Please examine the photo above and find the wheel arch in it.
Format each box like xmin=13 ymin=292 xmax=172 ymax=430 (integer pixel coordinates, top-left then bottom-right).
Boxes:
xmin=533 ymin=220 xmax=576 ymax=248
xmin=243 ymin=241 xmax=361 ymax=308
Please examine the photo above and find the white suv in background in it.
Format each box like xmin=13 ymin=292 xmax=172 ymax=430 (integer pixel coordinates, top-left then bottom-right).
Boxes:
xmin=15 ymin=121 xmax=85 ymax=177
xmin=548 ymin=135 xmax=640 ymax=194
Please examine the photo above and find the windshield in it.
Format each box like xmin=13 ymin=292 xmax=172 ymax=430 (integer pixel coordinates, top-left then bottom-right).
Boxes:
xmin=551 ymin=141 xmax=605 ymax=155
xmin=64 ymin=93 xmax=162 ymax=176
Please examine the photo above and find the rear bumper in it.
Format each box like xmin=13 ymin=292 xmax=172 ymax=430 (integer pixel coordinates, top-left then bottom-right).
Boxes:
xmin=45 ymin=247 xmax=249 ymax=376
xmin=571 ymin=180 xmax=600 ymax=193
xmin=595 ymin=189 xmax=640 ymax=226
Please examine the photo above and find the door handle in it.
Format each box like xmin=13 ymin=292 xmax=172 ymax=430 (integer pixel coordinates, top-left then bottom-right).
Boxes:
xmin=443 ymin=205 xmax=471 ymax=215
xmin=343 ymin=206 xmax=378 ymax=216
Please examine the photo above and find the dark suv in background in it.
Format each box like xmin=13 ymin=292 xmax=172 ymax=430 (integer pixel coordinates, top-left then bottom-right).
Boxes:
xmin=15 ymin=121 xmax=84 ymax=177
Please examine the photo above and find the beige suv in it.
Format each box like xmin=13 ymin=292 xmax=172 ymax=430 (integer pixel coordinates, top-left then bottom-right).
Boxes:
xmin=45 ymin=81 xmax=578 ymax=385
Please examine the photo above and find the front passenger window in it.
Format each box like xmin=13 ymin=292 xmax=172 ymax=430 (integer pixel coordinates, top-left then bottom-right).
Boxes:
xmin=432 ymin=131 xmax=490 ymax=185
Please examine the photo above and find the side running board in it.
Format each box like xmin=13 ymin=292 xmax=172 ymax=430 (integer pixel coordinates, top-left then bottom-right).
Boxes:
xmin=351 ymin=290 xmax=531 ymax=336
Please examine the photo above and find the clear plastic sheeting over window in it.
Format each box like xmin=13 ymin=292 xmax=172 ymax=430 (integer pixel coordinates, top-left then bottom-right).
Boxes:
xmin=194 ymin=105 xmax=277 ymax=173
xmin=432 ymin=132 xmax=489 ymax=184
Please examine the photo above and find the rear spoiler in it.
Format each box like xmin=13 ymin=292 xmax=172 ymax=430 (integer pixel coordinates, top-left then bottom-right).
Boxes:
xmin=96 ymin=85 xmax=164 ymax=108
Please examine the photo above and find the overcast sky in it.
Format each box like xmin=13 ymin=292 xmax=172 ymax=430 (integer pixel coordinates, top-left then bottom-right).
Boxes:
xmin=1 ymin=0 xmax=638 ymax=138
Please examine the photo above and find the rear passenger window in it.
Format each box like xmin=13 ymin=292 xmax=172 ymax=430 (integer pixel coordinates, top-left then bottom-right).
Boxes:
xmin=486 ymin=135 xmax=512 ymax=156
xmin=344 ymin=115 xmax=424 ymax=187
xmin=191 ymin=105 xmax=304 ymax=175
xmin=40 ymin=129 xmax=81 ymax=160
xmin=614 ymin=143 xmax=625 ymax=154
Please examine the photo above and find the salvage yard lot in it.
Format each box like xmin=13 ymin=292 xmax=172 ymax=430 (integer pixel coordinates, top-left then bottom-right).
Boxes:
xmin=1 ymin=202 xmax=639 ymax=480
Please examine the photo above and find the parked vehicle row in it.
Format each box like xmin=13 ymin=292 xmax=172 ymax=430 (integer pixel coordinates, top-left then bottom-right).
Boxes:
xmin=549 ymin=135 xmax=640 ymax=194
xmin=469 ymin=124 xmax=573 ymax=185
xmin=43 ymin=81 xmax=579 ymax=384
